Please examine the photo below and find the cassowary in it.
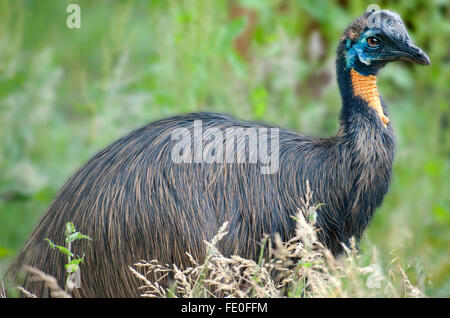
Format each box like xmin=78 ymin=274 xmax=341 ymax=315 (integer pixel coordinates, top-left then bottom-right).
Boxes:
xmin=6 ymin=9 xmax=429 ymax=297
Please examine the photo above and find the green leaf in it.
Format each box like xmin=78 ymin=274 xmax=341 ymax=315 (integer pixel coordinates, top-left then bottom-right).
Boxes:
xmin=65 ymin=255 xmax=85 ymax=273
xmin=76 ymin=234 xmax=92 ymax=241
xmin=66 ymin=231 xmax=79 ymax=243
xmin=65 ymin=263 xmax=79 ymax=273
xmin=46 ymin=238 xmax=74 ymax=257
xmin=69 ymin=257 xmax=85 ymax=266
xmin=55 ymin=245 xmax=73 ymax=257
xmin=66 ymin=231 xmax=92 ymax=243
xmin=65 ymin=222 xmax=75 ymax=236
xmin=45 ymin=238 xmax=55 ymax=249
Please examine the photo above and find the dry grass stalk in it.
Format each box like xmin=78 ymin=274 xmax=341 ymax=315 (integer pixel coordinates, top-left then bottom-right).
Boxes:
xmin=19 ymin=266 xmax=71 ymax=298
xmin=16 ymin=286 xmax=37 ymax=298
xmin=130 ymin=185 xmax=425 ymax=298
xmin=5 ymin=188 xmax=423 ymax=298
xmin=1 ymin=281 xmax=7 ymax=298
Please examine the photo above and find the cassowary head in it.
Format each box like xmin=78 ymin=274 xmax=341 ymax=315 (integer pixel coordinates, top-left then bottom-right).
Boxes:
xmin=339 ymin=9 xmax=430 ymax=75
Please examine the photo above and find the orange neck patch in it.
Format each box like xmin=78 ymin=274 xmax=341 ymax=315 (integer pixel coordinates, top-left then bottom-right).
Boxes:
xmin=350 ymin=68 xmax=389 ymax=127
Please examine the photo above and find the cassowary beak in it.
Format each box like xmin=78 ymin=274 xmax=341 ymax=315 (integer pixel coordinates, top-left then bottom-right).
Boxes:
xmin=394 ymin=41 xmax=430 ymax=65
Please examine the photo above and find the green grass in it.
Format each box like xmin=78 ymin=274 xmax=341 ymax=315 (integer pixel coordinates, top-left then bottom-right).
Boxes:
xmin=0 ymin=0 xmax=449 ymax=297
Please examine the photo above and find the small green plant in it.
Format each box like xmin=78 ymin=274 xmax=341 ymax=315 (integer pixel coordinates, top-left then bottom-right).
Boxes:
xmin=45 ymin=222 xmax=92 ymax=293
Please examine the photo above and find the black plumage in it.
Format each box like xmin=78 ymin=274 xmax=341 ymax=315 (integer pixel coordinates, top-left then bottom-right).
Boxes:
xmin=6 ymin=9 xmax=429 ymax=297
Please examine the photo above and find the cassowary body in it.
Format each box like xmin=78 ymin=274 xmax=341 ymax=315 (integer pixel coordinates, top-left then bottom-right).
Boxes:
xmin=6 ymin=10 xmax=429 ymax=297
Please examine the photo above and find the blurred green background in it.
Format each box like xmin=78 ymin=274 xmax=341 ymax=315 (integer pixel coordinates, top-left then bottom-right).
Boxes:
xmin=0 ymin=0 xmax=448 ymax=297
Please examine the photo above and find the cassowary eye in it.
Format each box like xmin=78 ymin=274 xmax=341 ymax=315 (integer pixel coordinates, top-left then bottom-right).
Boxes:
xmin=367 ymin=37 xmax=381 ymax=47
